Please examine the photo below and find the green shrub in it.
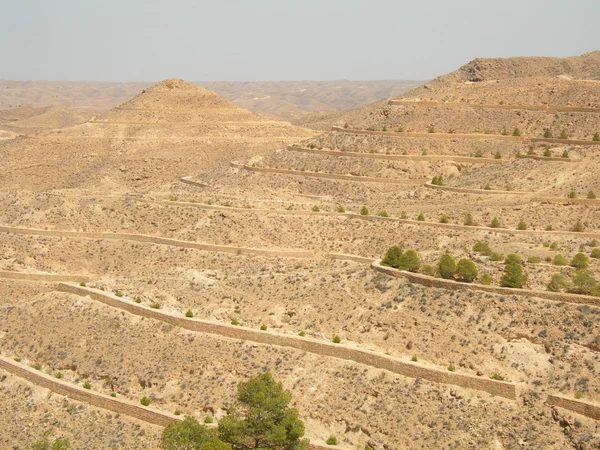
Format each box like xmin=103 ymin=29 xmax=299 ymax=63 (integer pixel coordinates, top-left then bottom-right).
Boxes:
xmin=550 ymin=242 xmax=559 ymax=251
xmin=56 ymin=372 xmax=63 ymax=379
xmin=543 ymin=129 xmax=553 ymax=138
xmin=382 ymin=125 xmax=387 ymax=132
xmin=431 ymin=175 xmax=444 ymax=186
xmin=448 ymin=364 xmax=455 ymax=371
xmin=505 ymin=254 xmax=522 ymax=265
xmin=360 ymin=206 xmax=369 ymax=216
xmin=150 ymin=302 xmax=161 ymax=309
xmin=479 ymin=274 xmax=493 ymax=285
xmin=427 ymin=126 xmax=435 ymax=133
xmin=140 ymin=397 xmax=151 ymax=406
xmin=490 ymin=217 xmax=501 ymax=228
xmin=336 ymin=205 xmax=345 ymax=213
xmin=484 ymin=183 xmax=492 ymax=190
xmin=513 ymin=128 xmax=521 ymax=137
xmin=571 ymin=253 xmax=590 ymax=270
xmin=396 ymin=127 xmax=404 ymax=132
xmin=591 ymin=248 xmax=600 ymax=259
xmin=114 ymin=291 xmax=123 ymax=297
xmin=382 ymin=245 xmax=403 ymax=268
xmin=438 ymin=254 xmax=456 ymax=280
xmin=326 ymin=436 xmax=338 ymax=445
xmin=501 ymin=127 xmax=509 ymax=136
xmin=162 ymin=416 xmax=228 ymax=450
xmin=527 ymin=256 xmax=542 ymax=264
xmin=546 ymin=225 xmax=554 ymax=231
xmin=587 ymin=191 xmax=597 ymax=200
xmin=548 ymin=273 xmax=569 ymax=292
xmin=332 ymin=336 xmax=341 ymax=344
xmin=501 ymin=262 xmax=527 ymax=288
xmin=543 ymin=148 xmax=552 ymax=157
xmin=475 ymin=150 xmax=484 ymax=158
xmin=32 ymin=363 xmax=42 ymax=371
xmin=398 ymin=250 xmax=421 ymax=272
xmin=110 ymin=392 xmax=117 ymax=397
xmin=83 ymin=381 xmax=91 ymax=390
xmin=79 ymin=282 xmax=87 ymax=287
xmin=494 ymin=152 xmax=502 ymax=159
xmin=552 ymin=254 xmax=568 ymax=266
xmin=464 ymin=213 xmax=474 ymax=226
xmin=490 ymin=252 xmax=504 ymax=261
xmin=439 ymin=214 xmax=449 ymax=224
xmin=204 ymin=415 xmax=214 ymax=424
xmin=417 ymin=213 xmax=425 ymax=221
xmin=560 ymin=129 xmax=568 ymax=140
xmin=185 ymin=309 xmax=193 ymax=318
xmin=135 ymin=297 xmax=142 ymax=304
xmin=594 ymin=132 xmax=600 ymax=142
xmin=517 ymin=221 xmax=527 ymax=230
xmin=569 ymin=270 xmax=598 ymax=295
xmin=377 ymin=210 xmax=389 ymax=217
xmin=312 ymin=205 xmax=320 ymax=212
xmin=562 ymin=150 xmax=569 ymax=158
xmin=260 ymin=325 xmax=267 ymax=331
xmin=574 ymin=220 xmax=585 ymax=232
xmin=569 ymin=190 xmax=577 ymax=199
xmin=31 ymin=433 xmax=70 ymax=450
xmin=411 ymin=355 xmax=418 ymax=362
xmin=473 ymin=242 xmax=491 ymax=254
xmin=456 ymin=259 xmax=478 ymax=283
xmin=298 ymin=331 xmax=305 ymax=337
xmin=421 ymin=265 xmax=437 ymax=277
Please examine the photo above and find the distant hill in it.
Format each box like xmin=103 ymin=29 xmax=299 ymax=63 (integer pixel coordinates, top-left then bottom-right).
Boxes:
xmin=0 ymin=79 xmax=425 ymax=116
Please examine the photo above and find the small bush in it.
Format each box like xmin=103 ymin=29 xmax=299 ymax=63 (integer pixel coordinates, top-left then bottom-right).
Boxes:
xmin=501 ymin=127 xmax=509 ymax=136
xmin=439 ymin=214 xmax=449 ymax=224
xmin=312 ymin=205 xmax=320 ymax=212
xmin=83 ymin=381 xmax=91 ymax=390
xmin=464 ymin=212 xmax=474 ymax=226
xmin=411 ymin=355 xmax=418 ymax=362
xmin=543 ymin=129 xmax=553 ymax=138
xmin=421 ymin=265 xmax=437 ymax=277
xmin=494 ymin=152 xmax=502 ymax=159
xmin=377 ymin=210 xmax=389 ymax=217
xmin=552 ymin=254 xmax=568 ymax=266
xmin=571 ymin=253 xmax=590 ymax=270
xmin=456 ymin=259 xmax=478 ymax=283
xmin=336 ymin=205 xmax=345 ymax=213
xmin=398 ymin=250 xmax=421 ymax=272
xmin=448 ymin=364 xmax=455 ymax=372
xmin=474 ymin=150 xmax=484 ymax=158
xmin=382 ymin=245 xmax=403 ymax=268
xmin=110 ymin=392 xmax=117 ymax=397
xmin=332 ymin=336 xmax=341 ymax=344
xmin=298 ymin=331 xmax=306 ymax=337
xmin=114 ymin=291 xmax=123 ymax=297
xmin=517 ymin=221 xmax=527 ymax=230
xmin=560 ymin=129 xmax=568 ymax=140
xmin=32 ymin=363 xmax=42 ymax=371
xmin=150 ymin=302 xmax=161 ymax=309
xmin=513 ymin=128 xmax=521 ymax=137
xmin=396 ymin=127 xmax=404 ymax=132
xmin=570 ymin=270 xmax=599 ymax=295
xmin=135 ymin=297 xmax=142 ymax=304
xmin=505 ymin=254 xmax=522 ymax=265
xmin=527 ymin=147 xmax=535 ymax=155
xmin=573 ymin=220 xmax=585 ymax=232
xmin=427 ymin=126 xmax=435 ymax=133
xmin=550 ymin=242 xmax=559 ymax=251
xmin=438 ymin=254 xmax=457 ymax=280
xmin=491 ymin=373 xmax=504 ymax=381
xmin=543 ymin=148 xmax=552 ymax=157
xmin=562 ymin=150 xmax=569 ymax=158
xmin=431 ymin=175 xmax=444 ymax=186
xmin=484 ymin=183 xmax=492 ymax=190
xmin=185 ymin=309 xmax=193 ymax=318
xmin=56 ymin=372 xmax=63 ymax=379
xmin=501 ymin=262 xmax=527 ymax=288
xmin=140 ymin=397 xmax=151 ymax=406
xmin=479 ymin=274 xmax=493 ymax=285
xmin=591 ymin=248 xmax=600 ymax=259
xmin=360 ymin=206 xmax=369 ymax=216
xmin=490 ymin=217 xmax=501 ymax=228
xmin=417 ymin=213 xmax=425 ymax=221
xmin=260 ymin=325 xmax=268 ymax=331
xmin=382 ymin=125 xmax=387 ymax=132
xmin=546 ymin=225 xmax=554 ymax=231
xmin=527 ymin=256 xmax=542 ymax=264
xmin=326 ymin=436 xmax=338 ymax=445
xmin=490 ymin=252 xmax=504 ymax=261
xmin=569 ymin=190 xmax=577 ymax=199
xmin=575 ymin=392 xmax=584 ymax=399
xmin=79 ymin=282 xmax=87 ymax=287
xmin=231 ymin=319 xmax=240 ymax=326
xmin=587 ymin=191 xmax=597 ymax=200
xmin=448 ymin=128 xmax=455 ymax=134
xmin=548 ymin=273 xmax=569 ymax=292
xmin=204 ymin=415 xmax=213 ymax=424
xmin=593 ymin=132 xmax=600 ymax=142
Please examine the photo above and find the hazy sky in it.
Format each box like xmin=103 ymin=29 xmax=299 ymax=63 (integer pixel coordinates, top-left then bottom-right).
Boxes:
xmin=2 ymin=0 xmax=598 ymax=82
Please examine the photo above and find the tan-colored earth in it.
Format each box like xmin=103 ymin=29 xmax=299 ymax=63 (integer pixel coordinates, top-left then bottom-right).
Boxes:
xmin=1 ymin=53 xmax=600 ymax=450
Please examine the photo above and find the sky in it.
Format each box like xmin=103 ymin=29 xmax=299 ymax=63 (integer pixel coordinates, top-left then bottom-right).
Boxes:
xmin=2 ymin=0 xmax=599 ymax=82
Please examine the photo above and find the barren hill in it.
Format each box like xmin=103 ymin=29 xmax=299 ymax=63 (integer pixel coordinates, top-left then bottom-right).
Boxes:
xmin=2 ymin=55 xmax=600 ymax=450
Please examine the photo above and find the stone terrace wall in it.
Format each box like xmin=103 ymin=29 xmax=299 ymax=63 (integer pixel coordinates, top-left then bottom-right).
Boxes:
xmin=286 ymin=146 xmax=504 ymax=165
xmin=0 ymin=271 xmax=92 ymax=283
xmin=0 ymin=355 xmax=180 ymax=427
xmin=372 ymin=261 xmax=600 ymax=307
xmin=231 ymin=163 xmax=424 ymax=185
xmin=58 ymin=284 xmax=517 ymax=400
xmin=0 ymin=226 xmax=313 ymax=259
xmin=388 ymin=100 xmax=600 ymax=114
xmin=424 ymin=183 xmax=529 ymax=195
xmin=547 ymin=394 xmax=600 ymax=421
